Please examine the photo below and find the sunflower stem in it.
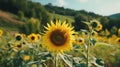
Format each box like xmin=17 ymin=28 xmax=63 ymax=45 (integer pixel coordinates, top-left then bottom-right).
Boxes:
xmin=55 ymin=53 xmax=58 ymax=67
xmin=86 ymin=43 xmax=89 ymax=67
xmin=86 ymin=30 xmax=92 ymax=67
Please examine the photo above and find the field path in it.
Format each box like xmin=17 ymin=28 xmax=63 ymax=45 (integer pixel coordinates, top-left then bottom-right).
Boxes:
xmin=0 ymin=11 xmax=24 ymax=25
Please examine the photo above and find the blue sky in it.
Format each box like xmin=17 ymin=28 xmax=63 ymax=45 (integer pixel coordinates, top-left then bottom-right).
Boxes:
xmin=33 ymin=0 xmax=120 ymax=16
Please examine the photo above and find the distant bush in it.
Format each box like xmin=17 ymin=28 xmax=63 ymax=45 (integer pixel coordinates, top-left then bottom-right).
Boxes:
xmin=19 ymin=17 xmax=40 ymax=34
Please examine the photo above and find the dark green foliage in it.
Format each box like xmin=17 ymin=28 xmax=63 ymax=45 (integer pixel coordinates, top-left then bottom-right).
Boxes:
xmin=13 ymin=58 xmax=23 ymax=67
xmin=96 ymin=58 xmax=104 ymax=66
xmin=90 ymin=38 xmax=96 ymax=45
xmin=108 ymin=18 xmax=120 ymax=29
xmin=110 ymin=26 xmax=118 ymax=35
xmin=73 ymin=14 xmax=89 ymax=31
xmin=0 ymin=0 xmax=28 ymax=14
xmin=100 ymin=17 xmax=120 ymax=35
xmin=17 ymin=10 xmax=26 ymax=21
xmin=99 ymin=16 xmax=109 ymax=30
xmin=74 ymin=63 xmax=87 ymax=67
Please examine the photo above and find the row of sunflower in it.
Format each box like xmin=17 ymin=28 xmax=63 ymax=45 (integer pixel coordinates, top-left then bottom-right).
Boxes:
xmin=0 ymin=19 xmax=120 ymax=67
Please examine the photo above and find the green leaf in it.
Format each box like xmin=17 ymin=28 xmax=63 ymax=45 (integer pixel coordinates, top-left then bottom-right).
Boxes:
xmin=96 ymin=58 xmax=104 ymax=66
xmin=59 ymin=53 xmax=73 ymax=67
xmin=89 ymin=38 xmax=96 ymax=45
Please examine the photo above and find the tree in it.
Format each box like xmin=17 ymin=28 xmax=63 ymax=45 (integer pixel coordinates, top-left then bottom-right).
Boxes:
xmin=73 ymin=14 xmax=88 ymax=31
xmin=99 ymin=16 xmax=109 ymax=30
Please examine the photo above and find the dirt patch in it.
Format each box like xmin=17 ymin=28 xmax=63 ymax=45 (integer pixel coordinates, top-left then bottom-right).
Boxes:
xmin=0 ymin=11 xmax=24 ymax=25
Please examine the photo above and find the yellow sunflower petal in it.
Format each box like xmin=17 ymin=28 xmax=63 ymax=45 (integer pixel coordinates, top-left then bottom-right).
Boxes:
xmin=0 ymin=29 xmax=3 ymax=36
xmin=43 ymin=20 xmax=75 ymax=54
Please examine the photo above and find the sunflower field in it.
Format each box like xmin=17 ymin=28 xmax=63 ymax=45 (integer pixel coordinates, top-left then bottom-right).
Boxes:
xmin=0 ymin=19 xmax=120 ymax=67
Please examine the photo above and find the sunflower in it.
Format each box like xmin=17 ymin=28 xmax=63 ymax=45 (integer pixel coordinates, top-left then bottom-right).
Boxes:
xmin=95 ymin=23 xmax=103 ymax=31
xmin=108 ymin=35 xmax=117 ymax=45
xmin=21 ymin=34 xmax=26 ymax=38
xmin=23 ymin=55 xmax=30 ymax=61
xmin=90 ymin=20 xmax=102 ymax=31
xmin=90 ymin=20 xmax=99 ymax=28
xmin=118 ymin=28 xmax=120 ymax=36
xmin=12 ymin=42 xmax=22 ymax=52
xmin=27 ymin=33 xmax=38 ymax=42
xmin=43 ymin=20 xmax=74 ymax=54
xmin=105 ymin=29 xmax=110 ymax=36
xmin=0 ymin=29 xmax=3 ymax=36
xmin=102 ymin=37 xmax=108 ymax=43
xmin=36 ymin=34 xmax=41 ymax=40
xmin=115 ymin=38 xmax=120 ymax=45
xmin=91 ymin=31 xmax=98 ymax=36
xmin=75 ymin=37 xmax=85 ymax=45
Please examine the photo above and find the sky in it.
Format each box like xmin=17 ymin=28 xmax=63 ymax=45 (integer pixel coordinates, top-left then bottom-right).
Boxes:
xmin=33 ymin=0 xmax=120 ymax=16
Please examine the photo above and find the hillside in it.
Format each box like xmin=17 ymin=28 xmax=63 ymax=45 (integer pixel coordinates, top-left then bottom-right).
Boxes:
xmin=0 ymin=10 xmax=74 ymax=32
xmin=0 ymin=0 xmax=119 ymax=34
xmin=0 ymin=11 xmax=24 ymax=24
xmin=109 ymin=13 xmax=120 ymax=19
xmin=0 ymin=10 xmax=24 ymax=31
xmin=49 ymin=13 xmax=74 ymax=23
xmin=44 ymin=3 xmax=102 ymax=18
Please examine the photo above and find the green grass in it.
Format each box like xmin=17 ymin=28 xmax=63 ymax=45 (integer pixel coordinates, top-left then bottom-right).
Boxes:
xmin=0 ymin=10 xmax=24 ymax=31
xmin=0 ymin=10 xmax=75 ymax=32
xmin=0 ymin=18 xmax=19 ymax=31
xmin=0 ymin=26 xmax=19 ymax=31
xmin=49 ymin=13 xmax=74 ymax=24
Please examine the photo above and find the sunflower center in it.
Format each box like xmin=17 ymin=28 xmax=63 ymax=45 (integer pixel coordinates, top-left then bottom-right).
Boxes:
xmin=23 ymin=42 xmax=26 ymax=45
xmin=50 ymin=29 xmax=67 ymax=46
xmin=16 ymin=35 xmax=22 ymax=41
xmin=31 ymin=36 xmax=35 ymax=40
xmin=38 ymin=36 xmax=40 ymax=39
xmin=97 ymin=26 xmax=100 ymax=28
xmin=38 ymin=35 xmax=41 ymax=40
xmin=92 ymin=32 xmax=95 ymax=36
xmin=91 ymin=22 xmax=97 ymax=28
xmin=79 ymin=39 xmax=82 ymax=42
xmin=118 ymin=39 xmax=120 ymax=42
xmin=17 ymin=44 xmax=22 ymax=48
